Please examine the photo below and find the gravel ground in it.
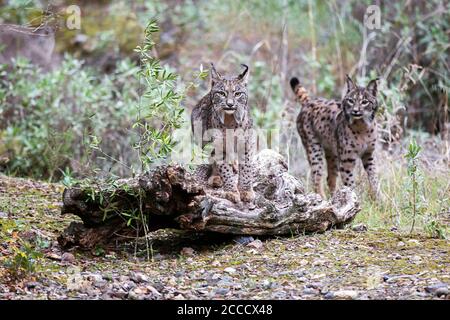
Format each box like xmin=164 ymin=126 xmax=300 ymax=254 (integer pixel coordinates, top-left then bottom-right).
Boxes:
xmin=0 ymin=176 xmax=449 ymax=300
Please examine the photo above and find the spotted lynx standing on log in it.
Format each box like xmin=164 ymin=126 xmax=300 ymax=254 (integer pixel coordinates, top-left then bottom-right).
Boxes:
xmin=191 ymin=64 xmax=255 ymax=203
xmin=290 ymin=75 xmax=379 ymax=198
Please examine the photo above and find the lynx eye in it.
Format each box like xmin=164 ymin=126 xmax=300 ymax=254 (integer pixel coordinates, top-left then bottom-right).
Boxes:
xmin=361 ymin=99 xmax=369 ymax=106
xmin=216 ymin=91 xmax=226 ymax=97
xmin=234 ymin=91 xmax=244 ymax=97
xmin=347 ymin=98 xmax=355 ymax=105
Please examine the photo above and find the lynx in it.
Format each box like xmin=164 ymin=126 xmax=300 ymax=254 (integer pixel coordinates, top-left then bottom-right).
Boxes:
xmin=191 ymin=63 xmax=255 ymax=203
xmin=290 ymin=75 xmax=379 ymax=198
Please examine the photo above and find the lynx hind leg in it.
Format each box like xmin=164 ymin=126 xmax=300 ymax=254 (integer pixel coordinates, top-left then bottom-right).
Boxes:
xmin=325 ymin=152 xmax=339 ymax=195
xmin=304 ymin=140 xmax=326 ymax=198
xmin=217 ymin=163 xmax=240 ymax=203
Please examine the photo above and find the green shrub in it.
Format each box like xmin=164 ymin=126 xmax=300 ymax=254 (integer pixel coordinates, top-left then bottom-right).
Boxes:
xmin=0 ymin=55 xmax=140 ymax=180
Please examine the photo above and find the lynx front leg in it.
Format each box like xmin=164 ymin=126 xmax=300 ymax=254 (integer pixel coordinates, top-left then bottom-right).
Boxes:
xmin=208 ymin=162 xmax=223 ymax=188
xmin=362 ymin=151 xmax=379 ymax=199
xmin=217 ymin=163 xmax=240 ymax=203
xmin=338 ymin=151 xmax=357 ymax=190
xmin=237 ymin=130 xmax=255 ymax=203
xmin=238 ymin=161 xmax=255 ymax=202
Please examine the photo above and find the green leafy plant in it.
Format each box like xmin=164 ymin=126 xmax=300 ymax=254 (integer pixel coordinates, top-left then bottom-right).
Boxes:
xmin=4 ymin=240 xmax=43 ymax=278
xmin=405 ymin=138 xmax=422 ymax=234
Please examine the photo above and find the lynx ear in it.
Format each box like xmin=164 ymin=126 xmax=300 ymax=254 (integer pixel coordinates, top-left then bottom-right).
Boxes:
xmin=345 ymin=74 xmax=356 ymax=93
xmin=237 ymin=64 xmax=249 ymax=83
xmin=366 ymin=78 xmax=379 ymax=96
xmin=210 ymin=63 xmax=222 ymax=84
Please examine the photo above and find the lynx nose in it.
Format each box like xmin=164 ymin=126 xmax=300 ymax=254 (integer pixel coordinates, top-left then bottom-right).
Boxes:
xmin=226 ymin=99 xmax=234 ymax=108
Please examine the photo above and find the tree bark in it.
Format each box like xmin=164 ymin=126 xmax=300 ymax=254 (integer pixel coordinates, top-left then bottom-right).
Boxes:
xmin=58 ymin=150 xmax=360 ymax=249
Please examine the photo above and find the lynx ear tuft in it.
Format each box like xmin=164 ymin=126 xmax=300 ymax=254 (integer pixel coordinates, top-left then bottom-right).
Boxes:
xmin=210 ymin=63 xmax=222 ymax=83
xmin=366 ymin=78 xmax=379 ymax=96
xmin=290 ymin=77 xmax=300 ymax=92
xmin=345 ymin=74 xmax=356 ymax=92
xmin=237 ymin=64 xmax=249 ymax=83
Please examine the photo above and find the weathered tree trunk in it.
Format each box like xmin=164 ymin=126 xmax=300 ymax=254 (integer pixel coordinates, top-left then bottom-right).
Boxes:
xmin=58 ymin=150 xmax=360 ymax=249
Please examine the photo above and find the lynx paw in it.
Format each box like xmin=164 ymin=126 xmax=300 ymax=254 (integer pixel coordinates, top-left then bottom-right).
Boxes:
xmin=224 ymin=191 xmax=241 ymax=203
xmin=240 ymin=189 xmax=255 ymax=203
xmin=208 ymin=175 xmax=223 ymax=188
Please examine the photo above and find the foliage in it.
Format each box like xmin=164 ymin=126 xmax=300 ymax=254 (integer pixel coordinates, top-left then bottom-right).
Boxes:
xmin=405 ymin=138 xmax=422 ymax=234
xmin=0 ymin=56 xmax=140 ymax=180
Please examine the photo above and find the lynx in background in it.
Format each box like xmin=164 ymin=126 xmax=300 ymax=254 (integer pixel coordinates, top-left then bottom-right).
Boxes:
xmin=290 ymin=75 xmax=379 ymax=198
xmin=191 ymin=64 xmax=255 ymax=203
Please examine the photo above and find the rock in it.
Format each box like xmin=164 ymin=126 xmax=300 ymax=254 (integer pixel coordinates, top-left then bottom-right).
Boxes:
xmin=262 ymin=279 xmax=273 ymax=289
xmin=397 ymin=241 xmax=405 ymax=247
xmin=302 ymin=288 xmax=318 ymax=295
xmin=147 ymin=285 xmax=162 ymax=296
xmin=89 ymin=274 xmax=103 ymax=283
xmin=425 ymin=283 xmax=448 ymax=297
xmin=224 ymin=267 xmax=236 ymax=274
xmin=410 ymin=255 xmax=422 ymax=264
xmin=326 ymin=290 xmax=359 ymax=300
xmin=351 ymin=223 xmax=368 ymax=232
xmin=0 ymin=211 xmax=8 ymax=219
xmin=26 ymin=281 xmax=40 ymax=289
xmin=233 ymin=236 xmax=254 ymax=245
xmin=435 ymin=287 xmax=449 ymax=298
xmin=407 ymin=239 xmax=420 ymax=246
xmin=215 ymin=288 xmax=229 ymax=295
xmin=247 ymin=239 xmax=263 ymax=249
xmin=130 ymin=272 xmax=149 ymax=283
xmin=112 ymin=289 xmax=128 ymax=299
xmin=122 ymin=281 xmax=137 ymax=291
xmin=306 ymin=282 xmax=323 ymax=290
xmin=180 ymin=247 xmax=195 ymax=256
xmin=61 ymin=252 xmax=75 ymax=263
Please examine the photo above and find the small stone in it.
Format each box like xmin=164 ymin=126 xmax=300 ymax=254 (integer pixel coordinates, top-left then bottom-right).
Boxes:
xmin=397 ymin=241 xmax=405 ymax=247
xmin=351 ymin=223 xmax=368 ymax=232
xmin=224 ymin=267 xmax=236 ymax=274
xmin=410 ymin=255 xmax=422 ymax=264
xmin=122 ymin=281 xmax=137 ymax=291
xmin=0 ymin=211 xmax=8 ymax=219
xmin=323 ymin=292 xmax=335 ymax=299
xmin=262 ymin=279 xmax=272 ymax=289
xmin=26 ymin=281 xmax=40 ymax=289
xmin=61 ymin=252 xmax=75 ymax=263
xmin=435 ymin=287 xmax=449 ymax=297
xmin=233 ymin=236 xmax=254 ymax=245
xmin=147 ymin=285 xmax=162 ymax=296
xmin=130 ymin=272 xmax=149 ymax=283
xmin=89 ymin=274 xmax=103 ymax=283
xmin=407 ymin=239 xmax=420 ymax=246
xmin=247 ymin=240 xmax=263 ymax=249
xmin=112 ymin=289 xmax=127 ymax=299
xmin=215 ymin=288 xmax=229 ymax=295
xmin=307 ymin=282 xmax=323 ymax=290
xmin=425 ymin=283 xmax=448 ymax=297
xmin=303 ymin=288 xmax=318 ymax=295
xmin=330 ymin=290 xmax=359 ymax=299
xmin=180 ymin=247 xmax=195 ymax=256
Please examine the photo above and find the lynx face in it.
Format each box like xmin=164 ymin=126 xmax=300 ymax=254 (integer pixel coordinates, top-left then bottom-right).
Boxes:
xmin=210 ymin=64 xmax=249 ymax=125
xmin=343 ymin=76 xmax=378 ymax=125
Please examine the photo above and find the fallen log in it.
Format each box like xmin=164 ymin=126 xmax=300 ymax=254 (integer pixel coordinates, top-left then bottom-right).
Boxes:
xmin=58 ymin=150 xmax=360 ymax=249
